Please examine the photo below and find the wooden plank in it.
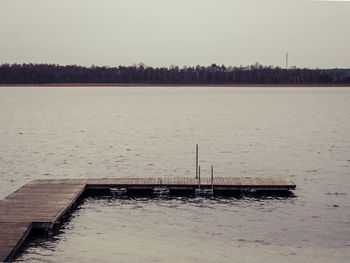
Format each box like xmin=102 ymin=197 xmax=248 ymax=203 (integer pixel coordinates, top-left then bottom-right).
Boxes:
xmin=0 ymin=180 xmax=86 ymax=262
xmin=214 ymin=177 xmax=225 ymax=185
xmin=272 ymin=178 xmax=279 ymax=186
xmin=0 ymin=222 xmax=32 ymax=262
xmin=51 ymin=184 xmax=85 ymax=225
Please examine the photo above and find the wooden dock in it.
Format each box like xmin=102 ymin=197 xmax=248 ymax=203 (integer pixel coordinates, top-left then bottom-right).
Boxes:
xmin=0 ymin=177 xmax=295 ymax=261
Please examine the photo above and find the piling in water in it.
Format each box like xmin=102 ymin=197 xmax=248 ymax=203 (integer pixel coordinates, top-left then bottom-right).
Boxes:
xmin=198 ymin=165 xmax=201 ymax=190
xmin=195 ymin=144 xmax=198 ymax=179
xmin=211 ymin=165 xmax=214 ymax=192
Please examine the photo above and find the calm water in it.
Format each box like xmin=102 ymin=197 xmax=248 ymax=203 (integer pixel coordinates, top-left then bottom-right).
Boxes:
xmin=0 ymin=86 xmax=349 ymax=262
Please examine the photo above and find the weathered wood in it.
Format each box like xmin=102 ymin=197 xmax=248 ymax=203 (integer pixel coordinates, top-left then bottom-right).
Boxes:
xmin=0 ymin=177 xmax=295 ymax=261
xmin=0 ymin=182 xmax=85 ymax=262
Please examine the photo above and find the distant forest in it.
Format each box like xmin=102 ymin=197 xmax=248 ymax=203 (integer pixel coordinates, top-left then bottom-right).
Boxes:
xmin=1 ymin=63 xmax=350 ymax=84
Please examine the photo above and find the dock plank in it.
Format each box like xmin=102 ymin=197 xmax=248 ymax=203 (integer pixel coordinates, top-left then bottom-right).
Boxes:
xmin=0 ymin=180 xmax=85 ymax=262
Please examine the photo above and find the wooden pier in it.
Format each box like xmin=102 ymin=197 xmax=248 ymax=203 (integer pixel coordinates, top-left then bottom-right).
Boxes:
xmin=0 ymin=177 xmax=295 ymax=261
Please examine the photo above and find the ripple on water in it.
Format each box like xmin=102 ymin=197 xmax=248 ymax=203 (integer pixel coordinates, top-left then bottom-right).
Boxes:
xmin=0 ymin=87 xmax=349 ymax=262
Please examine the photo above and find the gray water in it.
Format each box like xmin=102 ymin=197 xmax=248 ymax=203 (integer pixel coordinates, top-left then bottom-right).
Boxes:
xmin=0 ymin=86 xmax=349 ymax=262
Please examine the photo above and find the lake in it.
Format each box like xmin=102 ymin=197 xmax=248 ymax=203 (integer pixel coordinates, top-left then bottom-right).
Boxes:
xmin=0 ymin=86 xmax=349 ymax=262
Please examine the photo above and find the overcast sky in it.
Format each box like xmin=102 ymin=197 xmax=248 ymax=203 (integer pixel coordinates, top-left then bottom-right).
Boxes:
xmin=0 ymin=0 xmax=349 ymax=68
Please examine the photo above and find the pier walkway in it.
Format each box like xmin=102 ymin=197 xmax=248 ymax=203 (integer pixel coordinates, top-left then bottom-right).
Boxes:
xmin=0 ymin=177 xmax=295 ymax=261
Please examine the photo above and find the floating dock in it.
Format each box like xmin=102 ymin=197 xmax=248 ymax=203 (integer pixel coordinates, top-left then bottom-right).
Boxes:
xmin=0 ymin=177 xmax=295 ymax=261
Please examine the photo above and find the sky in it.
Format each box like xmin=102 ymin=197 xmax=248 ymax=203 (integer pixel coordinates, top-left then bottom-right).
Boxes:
xmin=0 ymin=0 xmax=349 ymax=68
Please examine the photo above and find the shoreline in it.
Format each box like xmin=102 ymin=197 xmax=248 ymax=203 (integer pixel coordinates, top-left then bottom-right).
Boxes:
xmin=0 ymin=83 xmax=349 ymax=87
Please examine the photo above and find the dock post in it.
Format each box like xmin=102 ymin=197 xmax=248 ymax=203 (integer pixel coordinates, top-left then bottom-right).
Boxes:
xmin=211 ymin=165 xmax=214 ymax=192
xmin=198 ymin=165 xmax=201 ymax=191
xmin=195 ymin=144 xmax=198 ymax=179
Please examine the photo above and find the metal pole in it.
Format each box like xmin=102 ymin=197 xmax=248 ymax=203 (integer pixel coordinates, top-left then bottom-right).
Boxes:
xmin=198 ymin=165 xmax=201 ymax=191
xmin=195 ymin=144 xmax=198 ymax=179
xmin=211 ymin=165 xmax=214 ymax=192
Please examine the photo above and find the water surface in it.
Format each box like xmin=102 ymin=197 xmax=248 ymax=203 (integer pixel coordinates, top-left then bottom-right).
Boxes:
xmin=0 ymin=86 xmax=349 ymax=262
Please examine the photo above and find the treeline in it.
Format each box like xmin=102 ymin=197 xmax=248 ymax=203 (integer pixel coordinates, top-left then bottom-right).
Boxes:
xmin=0 ymin=63 xmax=350 ymax=84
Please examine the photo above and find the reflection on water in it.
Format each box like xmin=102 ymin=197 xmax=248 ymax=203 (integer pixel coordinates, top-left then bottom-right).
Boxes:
xmin=0 ymin=86 xmax=349 ymax=262
xmin=17 ymin=195 xmax=348 ymax=263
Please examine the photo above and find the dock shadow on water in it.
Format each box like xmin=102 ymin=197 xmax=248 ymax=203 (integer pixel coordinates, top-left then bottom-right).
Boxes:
xmin=15 ymin=191 xmax=295 ymax=262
